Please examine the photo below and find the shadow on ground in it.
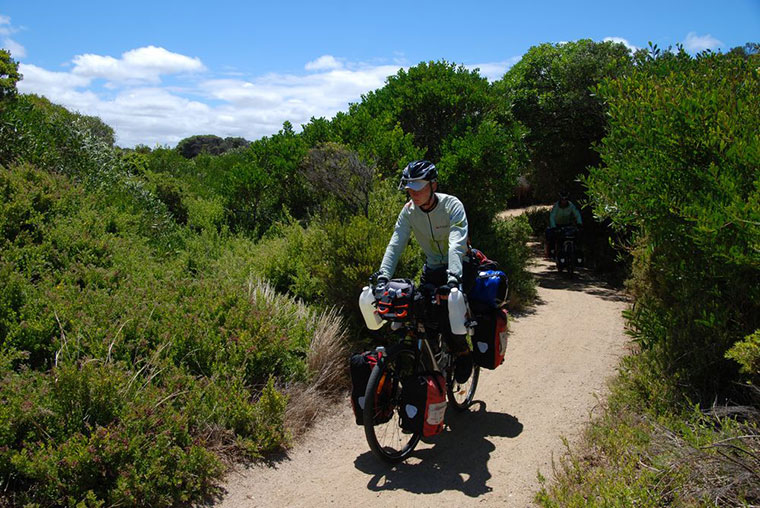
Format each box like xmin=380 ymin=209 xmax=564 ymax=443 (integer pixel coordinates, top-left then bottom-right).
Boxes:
xmin=353 ymin=402 xmax=523 ymax=498
xmin=530 ymin=258 xmax=628 ymax=303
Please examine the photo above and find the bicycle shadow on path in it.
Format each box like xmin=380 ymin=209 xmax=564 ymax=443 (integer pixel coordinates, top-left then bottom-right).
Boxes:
xmin=353 ymin=402 xmax=523 ymax=498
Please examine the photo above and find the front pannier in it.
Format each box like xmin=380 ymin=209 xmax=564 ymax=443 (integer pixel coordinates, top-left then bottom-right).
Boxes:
xmin=399 ymin=372 xmax=447 ymax=437
xmin=472 ymin=308 xmax=508 ymax=370
xmin=375 ymin=279 xmax=415 ymax=322
xmin=349 ymin=351 xmax=392 ymax=425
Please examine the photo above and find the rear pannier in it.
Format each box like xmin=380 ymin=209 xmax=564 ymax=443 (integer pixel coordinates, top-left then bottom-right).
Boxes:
xmin=399 ymin=372 xmax=447 ymax=437
xmin=472 ymin=308 xmax=508 ymax=370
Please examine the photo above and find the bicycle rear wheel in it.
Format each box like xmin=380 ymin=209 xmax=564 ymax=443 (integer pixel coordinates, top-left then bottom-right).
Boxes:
xmin=363 ymin=347 xmax=420 ymax=463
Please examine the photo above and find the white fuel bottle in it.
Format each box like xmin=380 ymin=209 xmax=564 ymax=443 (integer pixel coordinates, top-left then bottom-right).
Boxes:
xmin=447 ymin=287 xmax=468 ymax=335
xmin=359 ymin=286 xmax=385 ymax=330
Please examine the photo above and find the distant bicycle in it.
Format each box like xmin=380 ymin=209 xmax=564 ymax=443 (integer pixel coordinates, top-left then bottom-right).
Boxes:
xmin=554 ymin=225 xmax=581 ymax=275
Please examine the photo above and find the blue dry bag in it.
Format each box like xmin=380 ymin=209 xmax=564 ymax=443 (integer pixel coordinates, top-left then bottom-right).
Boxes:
xmin=468 ymin=270 xmax=508 ymax=308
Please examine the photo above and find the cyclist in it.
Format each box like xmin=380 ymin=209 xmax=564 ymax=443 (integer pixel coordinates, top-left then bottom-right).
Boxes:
xmin=376 ymin=160 xmax=473 ymax=383
xmin=545 ymin=191 xmax=582 ymax=258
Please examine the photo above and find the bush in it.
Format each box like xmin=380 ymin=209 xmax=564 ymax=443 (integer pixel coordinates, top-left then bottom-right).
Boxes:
xmin=251 ymin=180 xmax=424 ymax=327
xmin=537 ymin=354 xmax=760 ymax=507
xmin=0 ymin=159 xmax=344 ymax=505
xmin=477 ymin=214 xmax=536 ymax=308
xmin=585 ymin=48 xmax=760 ymax=400
xmin=726 ymin=329 xmax=760 ymax=377
xmin=524 ymin=206 xmax=551 ymax=236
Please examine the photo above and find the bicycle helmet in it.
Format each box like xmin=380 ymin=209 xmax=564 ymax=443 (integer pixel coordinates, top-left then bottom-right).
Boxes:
xmin=398 ymin=160 xmax=438 ymax=191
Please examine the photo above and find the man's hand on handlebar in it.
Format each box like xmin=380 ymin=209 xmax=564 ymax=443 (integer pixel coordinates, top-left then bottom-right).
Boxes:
xmin=435 ymin=281 xmax=459 ymax=303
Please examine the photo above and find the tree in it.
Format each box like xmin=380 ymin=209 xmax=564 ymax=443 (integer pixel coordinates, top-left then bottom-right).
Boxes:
xmin=0 ymin=49 xmax=22 ymax=100
xmin=358 ymin=60 xmax=494 ymax=162
xmin=74 ymin=112 xmax=116 ymax=146
xmin=300 ymin=142 xmax=374 ymax=216
xmin=176 ymin=134 xmax=250 ymax=158
xmin=438 ymin=119 xmax=526 ymax=234
xmin=329 ymin=106 xmax=423 ymax=179
xmin=496 ymin=40 xmax=633 ymax=200
xmin=586 ymin=48 xmax=760 ymax=398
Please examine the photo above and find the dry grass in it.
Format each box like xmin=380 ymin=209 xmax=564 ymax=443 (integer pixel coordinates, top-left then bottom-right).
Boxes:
xmin=245 ymin=278 xmax=351 ymax=442
xmin=651 ymin=409 xmax=760 ymax=506
xmin=538 ymin=395 xmax=760 ymax=507
xmin=284 ymin=306 xmax=350 ymax=440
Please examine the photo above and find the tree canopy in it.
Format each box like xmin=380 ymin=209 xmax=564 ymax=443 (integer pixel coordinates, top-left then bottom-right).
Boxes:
xmin=0 ymin=49 xmax=21 ymax=100
xmin=496 ymin=39 xmax=633 ymax=199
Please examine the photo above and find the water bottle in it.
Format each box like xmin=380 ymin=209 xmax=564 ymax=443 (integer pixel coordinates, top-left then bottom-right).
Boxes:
xmin=359 ymin=286 xmax=385 ymax=330
xmin=447 ymin=287 xmax=468 ymax=335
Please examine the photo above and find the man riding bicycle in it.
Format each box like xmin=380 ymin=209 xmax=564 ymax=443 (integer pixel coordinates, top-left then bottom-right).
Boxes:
xmin=376 ymin=160 xmax=473 ymax=384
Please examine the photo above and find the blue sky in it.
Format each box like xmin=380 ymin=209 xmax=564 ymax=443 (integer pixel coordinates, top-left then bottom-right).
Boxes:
xmin=2 ymin=0 xmax=758 ymax=147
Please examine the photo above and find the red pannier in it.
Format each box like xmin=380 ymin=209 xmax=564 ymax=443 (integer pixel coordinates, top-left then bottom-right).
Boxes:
xmin=349 ymin=351 xmax=392 ymax=425
xmin=399 ymin=372 xmax=447 ymax=437
xmin=472 ymin=308 xmax=508 ymax=370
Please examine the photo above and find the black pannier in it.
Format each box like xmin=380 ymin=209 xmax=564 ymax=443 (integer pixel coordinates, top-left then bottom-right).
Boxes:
xmin=471 ymin=308 xmax=508 ymax=370
xmin=349 ymin=350 xmax=393 ymax=425
xmin=399 ymin=372 xmax=447 ymax=437
xmin=462 ymin=248 xmax=499 ymax=294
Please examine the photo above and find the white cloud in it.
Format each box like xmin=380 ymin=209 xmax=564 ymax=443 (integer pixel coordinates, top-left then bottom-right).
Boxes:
xmin=603 ymin=36 xmax=639 ymax=53
xmin=17 ymin=48 xmax=408 ymax=147
xmin=305 ymin=55 xmax=343 ymax=71
xmin=18 ymin=45 xmax=534 ymax=148
xmin=2 ymin=37 xmax=26 ymax=58
xmin=465 ymin=57 xmax=521 ymax=81
xmin=682 ymin=32 xmax=723 ymax=52
xmin=0 ymin=14 xmax=26 ymax=58
xmin=197 ymin=63 xmax=400 ymax=134
xmin=72 ymin=46 xmax=206 ymax=84
xmin=18 ymin=63 xmax=92 ymax=92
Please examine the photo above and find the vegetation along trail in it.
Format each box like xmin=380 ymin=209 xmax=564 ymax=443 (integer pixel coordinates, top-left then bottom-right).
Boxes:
xmin=217 ymin=244 xmax=631 ymax=507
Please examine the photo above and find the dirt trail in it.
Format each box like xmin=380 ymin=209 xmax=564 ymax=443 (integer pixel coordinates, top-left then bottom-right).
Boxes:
xmin=217 ymin=245 xmax=630 ymax=508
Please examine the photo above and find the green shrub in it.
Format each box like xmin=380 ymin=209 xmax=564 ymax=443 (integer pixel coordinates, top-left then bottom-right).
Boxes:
xmin=524 ymin=206 xmax=551 ymax=236
xmin=252 ymin=180 xmax=424 ymax=327
xmin=726 ymin=329 xmax=760 ymax=377
xmin=585 ymin=48 xmax=760 ymax=399
xmin=537 ymin=353 xmax=760 ymax=507
xmin=438 ymin=119 xmax=525 ymax=234
xmin=0 ymin=160 xmax=330 ymax=504
xmin=477 ymin=214 xmax=536 ymax=308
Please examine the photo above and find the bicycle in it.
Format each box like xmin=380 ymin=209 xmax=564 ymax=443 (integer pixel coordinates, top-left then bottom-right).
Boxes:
xmin=362 ymin=278 xmax=480 ymax=463
xmin=554 ymin=225 xmax=579 ymax=275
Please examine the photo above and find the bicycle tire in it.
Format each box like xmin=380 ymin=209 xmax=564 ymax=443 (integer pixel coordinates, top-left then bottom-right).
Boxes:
xmin=363 ymin=347 xmax=421 ymax=463
xmin=566 ymin=241 xmax=575 ymax=276
xmin=447 ymin=363 xmax=480 ymax=411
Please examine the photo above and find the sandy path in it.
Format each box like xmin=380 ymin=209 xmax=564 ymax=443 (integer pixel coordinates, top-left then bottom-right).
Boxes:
xmin=216 ymin=248 xmax=629 ymax=508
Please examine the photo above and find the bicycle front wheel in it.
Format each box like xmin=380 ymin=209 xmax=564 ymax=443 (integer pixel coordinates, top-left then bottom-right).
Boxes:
xmin=363 ymin=347 xmax=420 ymax=463
xmin=447 ymin=363 xmax=479 ymax=411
